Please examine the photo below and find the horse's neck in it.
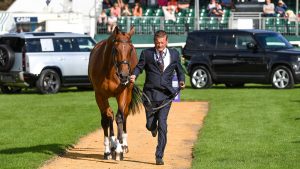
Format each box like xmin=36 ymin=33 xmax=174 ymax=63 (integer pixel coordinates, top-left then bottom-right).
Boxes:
xmin=101 ymin=39 xmax=116 ymax=76
xmin=103 ymin=39 xmax=114 ymax=67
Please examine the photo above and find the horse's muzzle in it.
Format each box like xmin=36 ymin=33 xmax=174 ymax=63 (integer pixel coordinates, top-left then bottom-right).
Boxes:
xmin=119 ymin=72 xmax=130 ymax=85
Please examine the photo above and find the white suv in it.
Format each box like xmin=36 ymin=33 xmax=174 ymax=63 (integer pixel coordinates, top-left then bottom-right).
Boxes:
xmin=0 ymin=32 xmax=96 ymax=94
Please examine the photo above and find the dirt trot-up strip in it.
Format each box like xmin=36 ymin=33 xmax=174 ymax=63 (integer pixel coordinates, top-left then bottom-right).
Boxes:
xmin=40 ymin=102 xmax=208 ymax=169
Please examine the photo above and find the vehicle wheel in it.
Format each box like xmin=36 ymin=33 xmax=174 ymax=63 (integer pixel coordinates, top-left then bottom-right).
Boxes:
xmin=271 ymin=66 xmax=294 ymax=89
xmin=225 ymin=83 xmax=245 ymax=88
xmin=0 ymin=45 xmax=15 ymax=72
xmin=0 ymin=86 xmax=22 ymax=94
xmin=36 ymin=69 xmax=61 ymax=94
xmin=190 ymin=66 xmax=212 ymax=89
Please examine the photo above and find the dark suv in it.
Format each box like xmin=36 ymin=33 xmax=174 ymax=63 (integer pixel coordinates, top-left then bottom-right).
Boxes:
xmin=182 ymin=29 xmax=300 ymax=89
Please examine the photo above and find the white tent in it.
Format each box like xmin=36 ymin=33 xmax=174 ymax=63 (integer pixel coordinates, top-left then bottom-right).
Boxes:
xmin=0 ymin=12 xmax=16 ymax=34
xmin=7 ymin=0 xmax=95 ymax=14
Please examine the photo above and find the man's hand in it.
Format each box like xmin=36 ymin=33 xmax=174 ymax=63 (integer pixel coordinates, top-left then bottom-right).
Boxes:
xmin=130 ymin=75 xmax=136 ymax=83
xmin=179 ymin=81 xmax=185 ymax=90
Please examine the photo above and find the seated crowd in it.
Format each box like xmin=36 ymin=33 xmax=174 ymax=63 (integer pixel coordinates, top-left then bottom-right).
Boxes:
xmin=98 ymin=0 xmax=299 ymax=34
xmin=262 ymin=0 xmax=297 ymax=20
xmin=98 ymin=0 xmax=191 ymax=32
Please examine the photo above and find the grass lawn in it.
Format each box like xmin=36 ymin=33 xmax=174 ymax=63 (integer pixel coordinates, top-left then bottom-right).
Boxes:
xmin=185 ymin=85 xmax=300 ymax=169
xmin=0 ymin=90 xmax=106 ymax=169
xmin=0 ymin=75 xmax=299 ymax=168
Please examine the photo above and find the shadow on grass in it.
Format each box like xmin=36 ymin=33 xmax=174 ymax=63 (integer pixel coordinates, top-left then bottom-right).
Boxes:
xmin=290 ymin=100 xmax=300 ymax=103
xmin=0 ymin=144 xmax=71 ymax=155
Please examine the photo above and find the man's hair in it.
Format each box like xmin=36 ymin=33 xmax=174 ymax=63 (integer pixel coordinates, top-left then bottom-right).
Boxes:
xmin=154 ymin=30 xmax=168 ymax=41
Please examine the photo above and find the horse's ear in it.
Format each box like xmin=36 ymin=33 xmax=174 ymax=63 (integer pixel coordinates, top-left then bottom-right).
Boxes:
xmin=129 ymin=26 xmax=135 ymax=37
xmin=113 ymin=26 xmax=120 ymax=35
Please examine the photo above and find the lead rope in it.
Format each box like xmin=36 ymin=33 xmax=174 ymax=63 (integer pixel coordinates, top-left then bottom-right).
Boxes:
xmin=133 ymin=85 xmax=181 ymax=114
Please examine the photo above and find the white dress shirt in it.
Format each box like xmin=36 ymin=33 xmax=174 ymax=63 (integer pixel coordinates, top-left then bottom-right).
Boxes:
xmin=155 ymin=48 xmax=170 ymax=72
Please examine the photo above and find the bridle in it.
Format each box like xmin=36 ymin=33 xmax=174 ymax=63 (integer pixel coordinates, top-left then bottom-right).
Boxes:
xmin=111 ymin=38 xmax=134 ymax=85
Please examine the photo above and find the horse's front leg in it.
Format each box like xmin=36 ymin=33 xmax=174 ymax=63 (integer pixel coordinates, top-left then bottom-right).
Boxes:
xmin=115 ymin=89 xmax=132 ymax=160
xmin=122 ymin=117 xmax=129 ymax=153
xmin=95 ymin=94 xmax=115 ymax=160
xmin=115 ymin=109 xmax=124 ymax=160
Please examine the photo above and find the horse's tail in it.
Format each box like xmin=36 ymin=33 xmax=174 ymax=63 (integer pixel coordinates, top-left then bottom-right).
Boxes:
xmin=128 ymin=84 xmax=143 ymax=115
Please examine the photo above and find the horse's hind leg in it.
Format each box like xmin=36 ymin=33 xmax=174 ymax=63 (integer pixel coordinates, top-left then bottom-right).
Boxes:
xmin=95 ymin=94 xmax=115 ymax=160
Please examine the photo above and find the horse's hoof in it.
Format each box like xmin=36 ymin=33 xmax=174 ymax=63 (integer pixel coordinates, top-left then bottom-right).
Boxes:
xmin=104 ymin=153 xmax=112 ymax=160
xmin=122 ymin=146 xmax=129 ymax=153
xmin=115 ymin=152 xmax=124 ymax=161
xmin=120 ymin=152 xmax=124 ymax=160
xmin=111 ymin=151 xmax=116 ymax=160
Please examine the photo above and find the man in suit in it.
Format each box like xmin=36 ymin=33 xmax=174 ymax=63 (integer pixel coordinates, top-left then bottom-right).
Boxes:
xmin=130 ymin=30 xmax=185 ymax=165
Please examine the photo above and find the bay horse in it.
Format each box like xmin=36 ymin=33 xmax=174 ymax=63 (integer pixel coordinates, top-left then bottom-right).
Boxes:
xmin=88 ymin=26 xmax=141 ymax=160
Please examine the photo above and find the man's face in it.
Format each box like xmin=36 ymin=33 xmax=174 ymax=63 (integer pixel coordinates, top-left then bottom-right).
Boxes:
xmin=154 ymin=36 xmax=168 ymax=52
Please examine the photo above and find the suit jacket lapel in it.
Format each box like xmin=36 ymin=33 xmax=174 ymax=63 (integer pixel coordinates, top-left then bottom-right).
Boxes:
xmin=151 ymin=48 xmax=160 ymax=70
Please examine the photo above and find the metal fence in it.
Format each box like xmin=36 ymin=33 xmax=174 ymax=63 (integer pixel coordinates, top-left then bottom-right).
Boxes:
xmin=96 ymin=16 xmax=300 ymax=36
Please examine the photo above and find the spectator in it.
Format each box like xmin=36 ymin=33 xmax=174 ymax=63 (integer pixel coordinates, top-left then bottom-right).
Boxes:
xmin=216 ymin=1 xmax=224 ymax=16
xmin=207 ymin=0 xmax=223 ymax=17
xmin=107 ymin=3 xmax=121 ymax=32
xmin=275 ymin=0 xmax=287 ymax=17
xmin=17 ymin=26 xmax=23 ymax=33
xmin=285 ymin=9 xmax=297 ymax=22
xmin=117 ymin=0 xmax=124 ymax=9
xmin=220 ymin=0 xmax=235 ymax=10
xmin=263 ymin=0 xmax=275 ymax=17
xmin=178 ymin=0 xmax=190 ymax=12
xmin=133 ymin=2 xmax=143 ymax=17
xmin=162 ymin=5 xmax=176 ymax=22
xmin=102 ymin=0 xmax=113 ymax=10
xmin=158 ymin=0 xmax=168 ymax=7
xmin=167 ymin=0 xmax=179 ymax=12
xmin=122 ymin=3 xmax=132 ymax=16
xmin=98 ymin=10 xmax=108 ymax=25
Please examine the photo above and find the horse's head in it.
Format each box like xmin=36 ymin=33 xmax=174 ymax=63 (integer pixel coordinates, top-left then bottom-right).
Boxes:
xmin=111 ymin=26 xmax=135 ymax=86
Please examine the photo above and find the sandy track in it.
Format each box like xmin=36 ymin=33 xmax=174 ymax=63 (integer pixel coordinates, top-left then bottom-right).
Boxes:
xmin=40 ymin=102 xmax=208 ymax=169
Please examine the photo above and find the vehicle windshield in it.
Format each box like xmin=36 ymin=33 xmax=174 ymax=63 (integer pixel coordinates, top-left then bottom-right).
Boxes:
xmin=255 ymin=33 xmax=293 ymax=50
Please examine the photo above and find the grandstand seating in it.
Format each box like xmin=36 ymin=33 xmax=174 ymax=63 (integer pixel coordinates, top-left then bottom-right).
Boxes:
xmin=97 ymin=4 xmax=299 ymax=36
xmin=117 ymin=16 xmax=127 ymax=32
xmin=97 ymin=5 xmax=233 ymax=35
